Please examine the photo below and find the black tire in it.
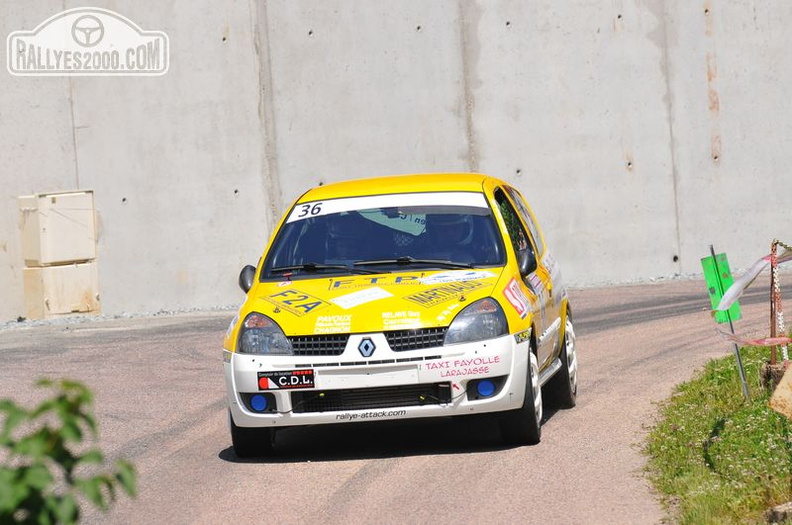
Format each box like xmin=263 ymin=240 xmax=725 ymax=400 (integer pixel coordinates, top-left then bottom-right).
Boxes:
xmin=545 ymin=315 xmax=578 ymax=409
xmin=230 ymin=411 xmax=275 ymax=458
xmin=500 ymin=351 xmax=542 ymax=445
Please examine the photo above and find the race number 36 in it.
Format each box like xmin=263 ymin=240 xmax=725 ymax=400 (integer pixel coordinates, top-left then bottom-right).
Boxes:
xmin=297 ymin=202 xmax=322 ymax=217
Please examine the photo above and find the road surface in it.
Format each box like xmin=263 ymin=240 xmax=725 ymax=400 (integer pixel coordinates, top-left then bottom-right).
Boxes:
xmin=0 ymin=279 xmax=779 ymax=524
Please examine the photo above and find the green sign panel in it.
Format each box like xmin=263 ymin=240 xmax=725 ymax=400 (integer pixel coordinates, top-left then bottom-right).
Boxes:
xmin=701 ymin=252 xmax=742 ymax=324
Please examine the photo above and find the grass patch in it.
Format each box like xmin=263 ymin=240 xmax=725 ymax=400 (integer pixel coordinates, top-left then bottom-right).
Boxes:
xmin=645 ymin=346 xmax=792 ymax=524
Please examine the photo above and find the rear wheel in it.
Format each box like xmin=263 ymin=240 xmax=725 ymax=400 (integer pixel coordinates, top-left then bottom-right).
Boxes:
xmin=500 ymin=351 xmax=542 ymax=445
xmin=230 ymin=411 xmax=275 ymax=458
xmin=546 ymin=314 xmax=578 ymax=409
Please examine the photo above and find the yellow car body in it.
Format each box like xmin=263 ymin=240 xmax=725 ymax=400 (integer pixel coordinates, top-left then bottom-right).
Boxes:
xmin=223 ymin=173 xmax=578 ymax=456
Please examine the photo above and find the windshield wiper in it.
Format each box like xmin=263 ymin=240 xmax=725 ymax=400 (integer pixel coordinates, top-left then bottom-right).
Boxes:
xmin=354 ymin=256 xmax=474 ymax=269
xmin=270 ymin=263 xmax=380 ymax=275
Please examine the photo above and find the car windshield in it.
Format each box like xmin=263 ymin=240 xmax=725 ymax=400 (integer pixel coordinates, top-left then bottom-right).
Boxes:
xmin=262 ymin=191 xmax=506 ymax=278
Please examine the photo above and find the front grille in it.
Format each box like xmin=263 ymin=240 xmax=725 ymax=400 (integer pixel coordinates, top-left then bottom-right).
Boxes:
xmin=385 ymin=327 xmax=447 ymax=351
xmin=291 ymin=382 xmax=452 ymax=413
xmin=289 ymin=328 xmax=446 ymax=356
xmin=289 ymin=334 xmax=348 ymax=356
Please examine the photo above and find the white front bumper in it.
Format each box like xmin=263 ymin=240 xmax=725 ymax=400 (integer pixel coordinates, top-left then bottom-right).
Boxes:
xmin=224 ymin=333 xmax=530 ymax=428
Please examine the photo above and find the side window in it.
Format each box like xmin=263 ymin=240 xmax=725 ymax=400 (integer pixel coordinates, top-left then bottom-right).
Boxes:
xmin=494 ymin=189 xmax=532 ymax=256
xmin=505 ymin=186 xmax=545 ymax=256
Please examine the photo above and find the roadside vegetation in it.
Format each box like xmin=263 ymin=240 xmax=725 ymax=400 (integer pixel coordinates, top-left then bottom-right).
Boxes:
xmin=0 ymin=379 xmax=136 ymax=524
xmin=646 ymin=345 xmax=792 ymax=524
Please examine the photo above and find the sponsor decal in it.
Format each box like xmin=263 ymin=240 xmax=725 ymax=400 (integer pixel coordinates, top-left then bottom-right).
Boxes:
xmin=258 ymin=370 xmax=315 ymax=390
xmin=421 ymin=270 xmax=495 ymax=285
xmin=335 ymin=409 xmax=407 ymax=421
xmin=7 ymin=7 xmax=168 ymax=76
xmin=528 ymin=273 xmax=543 ymax=293
xmin=404 ymin=280 xmax=484 ymax=307
xmin=423 ymin=356 xmax=500 ymax=378
xmin=222 ymin=350 xmax=232 ymax=363
xmin=523 ymin=276 xmax=537 ymax=296
xmin=538 ymin=317 xmax=562 ymax=348
xmin=285 ymin=193 xmax=489 ymax=224
xmin=362 ymin=212 xmax=426 ymax=235
xmin=543 ymin=251 xmax=558 ymax=275
xmin=503 ymin=278 xmax=530 ymax=319
xmin=329 ymin=274 xmax=423 ymax=290
xmin=263 ymin=289 xmax=330 ymax=316
xmin=382 ymin=310 xmax=422 ymax=329
xmin=513 ymin=328 xmax=532 ymax=345
xmin=314 ymin=314 xmax=352 ymax=334
xmin=436 ymin=303 xmax=462 ymax=324
xmin=331 ymin=287 xmax=392 ymax=309
xmin=543 ymin=250 xmax=565 ymax=307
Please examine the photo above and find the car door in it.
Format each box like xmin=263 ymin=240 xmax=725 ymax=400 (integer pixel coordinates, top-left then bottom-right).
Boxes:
xmin=495 ymin=186 xmax=560 ymax=370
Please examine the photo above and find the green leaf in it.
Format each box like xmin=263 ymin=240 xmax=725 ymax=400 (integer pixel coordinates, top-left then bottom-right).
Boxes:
xmin=60 ymin=380 xmax=93 ymax=407
xmin=47 ymin=493 xmax=79 ymax=524
xmin=48 ymin=442 xmax=77 ymax=474
xmin=0 ymin=403 xmax=28 ymax=443
xmin=0 ymin=467 xmax=26 ymax=511
xmin=78 ymin=411 xmax=98 ymax=436
xmin=60 ymin=419 xmax=83 ymax=443
xmin=0 ymin=399 xmax=26 ymax=418
xmin=31 ymin=398 xmax=58 ymax=419
xmin=115 ymin=460 xmax=137 ymax=497
xmin=99 ymin=475 xmax=117 ymax=503
xmin=75 ymin=477 xmax=107 ymax=510
xmin=22 ymin=464 xmax=53 ymax=490
xmin=76 ymin=449 xmax=104 ymax=466
xmin=14 ymin=429 xmax=50 ymax=459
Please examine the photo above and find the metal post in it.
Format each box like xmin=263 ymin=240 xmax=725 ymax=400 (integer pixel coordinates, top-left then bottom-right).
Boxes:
xmin=771 ymin=240 xmax=778 ymax=365
xmin=711 ymin=245 xmax=750 ymax=401
xmin=770 ymin=239 xmax=789 ymax=362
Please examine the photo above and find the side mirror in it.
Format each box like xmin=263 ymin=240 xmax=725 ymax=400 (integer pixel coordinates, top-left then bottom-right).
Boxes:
xmin=238 ymin=264 xmax=257 ymax=293
xmin=518 ymin=249 xmax=537 ymax=276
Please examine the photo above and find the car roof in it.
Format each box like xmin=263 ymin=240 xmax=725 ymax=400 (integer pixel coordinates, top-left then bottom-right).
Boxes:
xmin=296 ymin=173 xmax=501 ymax=202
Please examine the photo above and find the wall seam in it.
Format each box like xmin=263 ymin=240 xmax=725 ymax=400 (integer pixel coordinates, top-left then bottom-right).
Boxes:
xmin=62 ymin=0 xmax=80 ymax=188
xmin=660 ymin=0 xmax=682 ymax=268
xmin=251 ymin=0 xmax=281 ymax=230
xmin=67 ymin=74 xmax=80 ymax=188
xmin=458 ymin=0 xmax=478 ymax=173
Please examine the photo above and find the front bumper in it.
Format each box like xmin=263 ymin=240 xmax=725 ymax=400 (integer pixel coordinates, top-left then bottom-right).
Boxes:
xmin=225 ymin=332 xmax=530 ymax=428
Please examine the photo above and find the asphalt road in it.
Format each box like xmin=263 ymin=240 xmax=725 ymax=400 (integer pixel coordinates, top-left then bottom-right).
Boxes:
xmin=0 ymin=279 xmax=780 ymax=524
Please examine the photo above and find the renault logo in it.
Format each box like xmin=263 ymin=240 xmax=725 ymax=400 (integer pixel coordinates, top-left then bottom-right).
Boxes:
xmin=358 ymin=337 xmax=376 ymax=357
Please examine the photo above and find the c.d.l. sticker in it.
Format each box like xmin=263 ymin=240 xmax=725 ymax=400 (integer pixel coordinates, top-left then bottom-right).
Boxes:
xmin=258 ymin=369 xmax=315 ymax=390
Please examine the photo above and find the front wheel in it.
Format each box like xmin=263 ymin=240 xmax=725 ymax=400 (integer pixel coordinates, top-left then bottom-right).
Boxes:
xmin=500 ymin=351 xmax=542 ymax=445
xmin=230 ymin=411 xmax=275 ymax=458
xmin=545 ymin=314 xmax=578 ymax=409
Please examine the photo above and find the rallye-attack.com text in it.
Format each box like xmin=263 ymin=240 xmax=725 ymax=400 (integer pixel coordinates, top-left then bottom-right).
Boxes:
xmin=336 ymin=410 xmax=407 ymax=421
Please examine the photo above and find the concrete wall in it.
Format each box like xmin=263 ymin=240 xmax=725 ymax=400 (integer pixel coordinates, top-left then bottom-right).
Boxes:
xmin=1 ymin=0 xmax=791 ymax=321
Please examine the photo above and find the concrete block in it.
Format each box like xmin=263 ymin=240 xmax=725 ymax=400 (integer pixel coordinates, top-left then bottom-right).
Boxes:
xmin=23 ymin=261 xmax=100 ymax=319
xmin=18 ymin=190 xmax=96 ymax=267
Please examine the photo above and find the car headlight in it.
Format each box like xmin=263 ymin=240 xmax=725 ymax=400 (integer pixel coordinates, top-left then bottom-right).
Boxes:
xmin=237 ymin=313 xmax=293 ymax=355
xmin=444 ymin=298 xmax=509 ymax=345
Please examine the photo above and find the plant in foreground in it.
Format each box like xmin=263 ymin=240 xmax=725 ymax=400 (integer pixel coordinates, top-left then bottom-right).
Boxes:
xmin=0 ymin=379 xmax=136 ymax=524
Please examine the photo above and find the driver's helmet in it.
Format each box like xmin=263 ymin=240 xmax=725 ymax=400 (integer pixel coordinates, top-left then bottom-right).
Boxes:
xmin=325 ymin=214 xmax=359 ymax=260
xmin=426 ymin=213 xmax=474 ymax=246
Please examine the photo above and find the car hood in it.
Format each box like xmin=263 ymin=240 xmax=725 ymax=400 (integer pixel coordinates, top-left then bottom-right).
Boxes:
xmin=247 ymin=269 xmax=505 ymax=335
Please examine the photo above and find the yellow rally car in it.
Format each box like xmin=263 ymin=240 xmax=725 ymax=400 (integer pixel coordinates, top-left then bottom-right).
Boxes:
xmin=223 ymin=173 xmax=578 ymax=457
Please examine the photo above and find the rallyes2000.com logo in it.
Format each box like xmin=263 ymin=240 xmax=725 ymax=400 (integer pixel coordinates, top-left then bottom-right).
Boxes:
xmin=7 ymin=7 xmax=169 ymax=76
